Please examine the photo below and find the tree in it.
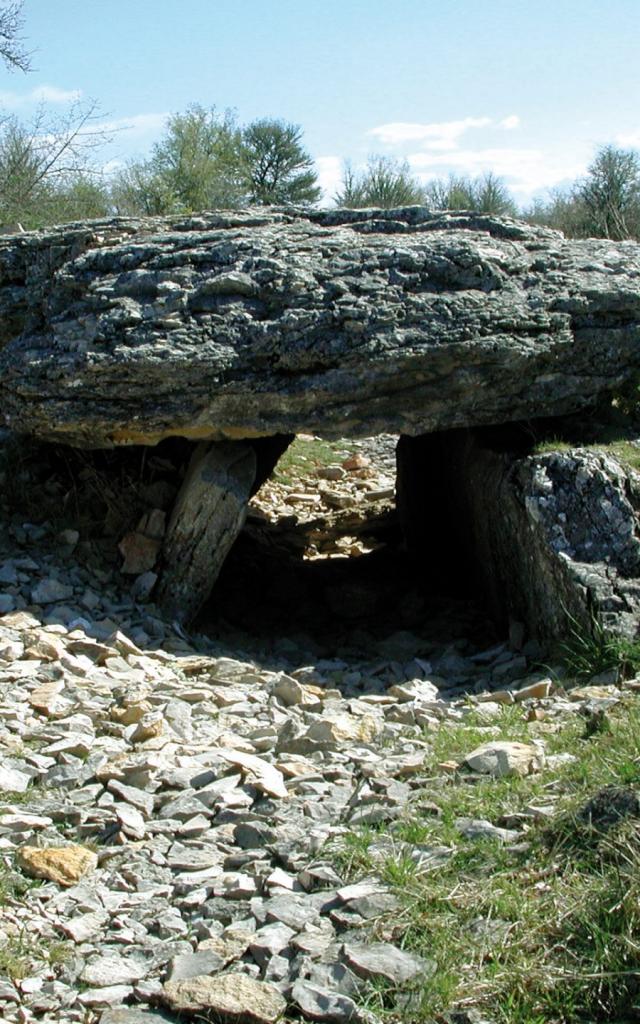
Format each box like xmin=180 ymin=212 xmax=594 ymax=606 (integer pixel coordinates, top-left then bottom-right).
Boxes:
xmin=0 ymin=103 xmax=112 ymax=228
xmin=423 ymin=171 xmax=516 ymax=216
xmin=578 ymin=145 xmax=640 ymax=240
xmin=524 ymin=188 xmax=589 ymax=238
xmin=111 ymin=105 xmax=244 ymax=216
xmin=0 ymin=2 xmax=29 ymax=72
xmin=335 ymin=155 xmax=426 ymax=208
xmin=112 ymin=108 xmax=321 ymax=214
xmin=238 ymin=119 xmax=320 ymax=205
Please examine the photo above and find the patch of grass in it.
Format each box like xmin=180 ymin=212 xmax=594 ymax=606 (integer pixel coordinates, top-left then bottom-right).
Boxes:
xmin=560 ymin=610 xmax=640 ymax=681
xmin=330 ymin=699 xmax=640 ymax=1023
xmin=532 ymin=398 xmax=640 ymax=476
xmin=273 ymin=436 xmax=358 ymax=486
xmin=0 ymin=932 xmax=71 ymax=980
xmin=0 ymin=787 xmax=36 ymax=806
xmin=0 ymin=858 xmax=42 ymax=906
xmin=330 ymin=826 xmax=376 ymax=878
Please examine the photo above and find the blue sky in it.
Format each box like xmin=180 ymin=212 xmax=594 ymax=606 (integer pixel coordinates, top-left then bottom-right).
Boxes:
xmin=1 ymin=0 xmax=639 ymax=206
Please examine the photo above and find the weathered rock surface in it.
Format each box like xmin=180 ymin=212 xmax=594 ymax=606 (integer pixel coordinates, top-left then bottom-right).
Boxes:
xmin=161 ymin=973 xmax=287 ymax=1023
xmin=463 ymin=741 xmax=543 ymax=778
xmin=2 ymin=208 xmax=640 ymax=447
xmin=398 ymin=430 xmax=640 ymax=641
xmin=16 ymin=843 xmax=98 ymax=886
xmin=156 ymin=440 xmax=257 ymax=622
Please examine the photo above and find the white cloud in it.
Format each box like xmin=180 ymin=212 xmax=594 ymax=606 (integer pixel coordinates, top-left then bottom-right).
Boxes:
xmin=616 ymin=130 xmax=640 ymax=149
xmin=96 ymin=111 xmax=169 ymax=136
xmin=408 ymin=146 xmax=587 ymax=197
xmin=499 ymin=115 xmax=520 ymax=130
xmin=95 ymin=112 xmax=170 ymax=163
xmin=0 ymin=84 xmax=83 ymax=108
xmin=315 ymin=155 xmax=343 ymax=204
xmin=367 ymin=117 xmax=491 ymax=150
xmin=31 ymin=85 xmax=82 ymax=104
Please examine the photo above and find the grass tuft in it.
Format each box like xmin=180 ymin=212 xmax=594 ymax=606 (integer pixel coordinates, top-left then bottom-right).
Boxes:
xmin=329 ymin=699 xmax=640 ymax=1022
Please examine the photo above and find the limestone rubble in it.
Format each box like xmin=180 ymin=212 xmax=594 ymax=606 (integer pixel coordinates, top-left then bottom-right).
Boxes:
xmin=0 ymin=485 xmax=630 ymax=1023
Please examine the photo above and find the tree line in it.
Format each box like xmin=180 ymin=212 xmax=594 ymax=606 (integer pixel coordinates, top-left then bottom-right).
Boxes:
xmin=0 ymin=3 xmax=639 ymax=239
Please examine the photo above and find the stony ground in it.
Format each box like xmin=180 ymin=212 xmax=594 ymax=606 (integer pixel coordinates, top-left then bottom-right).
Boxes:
xmin=0 ymin=437 xmax=638 ymax=1024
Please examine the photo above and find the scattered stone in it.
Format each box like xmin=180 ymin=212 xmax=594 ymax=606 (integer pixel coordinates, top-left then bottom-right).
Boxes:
xmin=217 ymin=748 xmax=289 ymax=798
xmin=512 ymin=679 xmax=553 ymax=702
xmin=59 ymin=910 xmax=109 ymax=943
xmin=455 ymin=818 xmax=521 ymax=842
xmin=0 ymin=418 xmax=638 ymax=1024
xmin=17 ymin=844 xmax=98 ymax=886
xmin=463 ymin=741 xmax=544 ymax=778
xmin=343 ymin=941 xmax=431 ymax=985
xmin=0 ymin=762 xmax=32 ymax=793
xmin=31 ymin=577 xmax=74 ymax=604
xmin=81 ymin=955 xmax=149 ymax=987
xmin=292 ymin=979 xmax=362 ymax=1023
xmin=162 ymin=973 xmax=287 ymax=1024
xmin=166 ymin=950 xmax=226 ymax=980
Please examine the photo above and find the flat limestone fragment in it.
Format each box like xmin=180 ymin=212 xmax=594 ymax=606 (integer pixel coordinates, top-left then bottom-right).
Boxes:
xmin=17 ymin=844 xmax=98 ymax=887
xmin=343 ymin=941 xmax=430 ymax=985
xmin=81 ymin=954 xmax=149 ymax=987
xmin=217 ymin=748 xmax=288 ymax=799
xmin=162 ymin=973 xmax=286 ymax=1024
xmin=463 ymin=741 xmax=543 ymax=778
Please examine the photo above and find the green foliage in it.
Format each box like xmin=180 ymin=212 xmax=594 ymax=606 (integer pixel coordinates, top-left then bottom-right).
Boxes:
xmin=525 ymin=145 xmax=640 ymax=240
xmin=111 ymin=104 xmax=243 ymax=215
xmin=112 ymin=107 xmax=320 ymax=215
xmin=335 ymin=155 xmax=427 ymax=208
xmin=0 ymin=104 xmax=112 ymax=229
xmin=0 ymin=929 xmax=70 ymax=979
xmin=238 ymin=118 xmax=320 ymax=206
xmin=579 ymin=144 xmax=640 ymax=240
xmin=272 ymin=436 xmax=357 ymax=486
xmin=335 ymin=161 xmax=516 ymax=215
xmin=424 ymin=170 xmax=517 ymax=216
xmin=560 ymin=608 xmax=640 ymax=681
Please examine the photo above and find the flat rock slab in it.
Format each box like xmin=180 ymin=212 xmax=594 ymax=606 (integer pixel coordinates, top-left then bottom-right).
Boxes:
xmin=463 ymin=741 xmax=543 ymax=778
xmin=161 ymin=973 xmax=287 ymax=1024
xmin=17 ymin=843 xmax=98 ymax=886
xmin=291 ymin=979 xmax=362 ymax=1023
xmin=342 ymin=941 xmax=431 ymax=985
xmin=2 ymin=208 xmax=640 ymax=446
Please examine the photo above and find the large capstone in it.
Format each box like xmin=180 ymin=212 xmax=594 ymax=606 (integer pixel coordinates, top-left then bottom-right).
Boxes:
xmin=1 ymin=208 xmax=640 ymax=447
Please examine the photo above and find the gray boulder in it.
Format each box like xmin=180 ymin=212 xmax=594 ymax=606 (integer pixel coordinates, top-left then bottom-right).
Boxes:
xmin=1 ymin=208 xmax=640 ymax=447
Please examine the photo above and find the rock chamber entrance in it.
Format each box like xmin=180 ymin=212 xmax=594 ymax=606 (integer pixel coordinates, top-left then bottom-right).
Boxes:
xmin=195 ymin=433 xmax=504 ymax=658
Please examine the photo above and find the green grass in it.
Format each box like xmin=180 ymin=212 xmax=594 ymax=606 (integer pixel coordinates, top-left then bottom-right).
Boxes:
xmin=0 ymin=857 xmax=43 ymax=907
xmin=535 ymin=435 xmax=640 ymax=475
xmin=559 ymin=612 xmax=640 ymax=682
xmin=0 ymin=931 xmax=71 ymax=980
xmin=272 ymin=436 xmax=358 ymax=486
xmin=532 ymin=385 xmax=640 ymax=476
xmin=330 ymin=699 xmax=640 ymax=1023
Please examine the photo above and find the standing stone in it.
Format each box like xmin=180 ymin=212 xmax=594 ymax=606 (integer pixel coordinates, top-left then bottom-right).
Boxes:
xmin=157 ymin=441 xmax=256 ymax=623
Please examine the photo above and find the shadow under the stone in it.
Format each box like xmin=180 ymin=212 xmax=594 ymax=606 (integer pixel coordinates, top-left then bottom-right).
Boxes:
xmin=196 ymin=527 xmax=501 ymax=662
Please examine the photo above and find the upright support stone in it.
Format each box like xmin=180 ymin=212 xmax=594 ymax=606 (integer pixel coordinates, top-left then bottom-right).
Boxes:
xmin=157 ymin=441 xmax=257 ymax=624
xmin=397 ymin=429 xmax=640 ymax=643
